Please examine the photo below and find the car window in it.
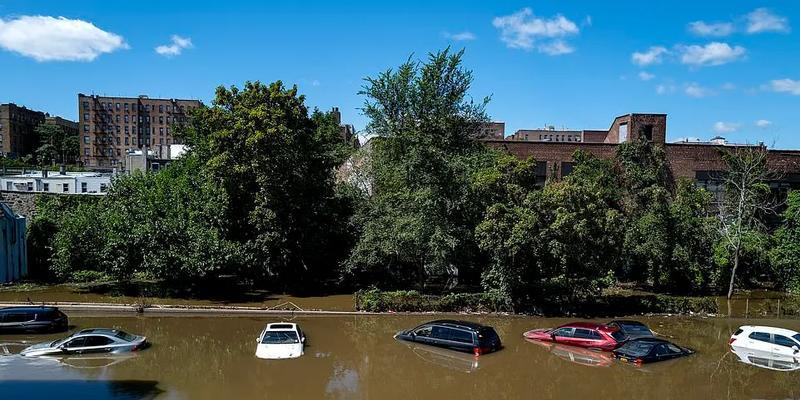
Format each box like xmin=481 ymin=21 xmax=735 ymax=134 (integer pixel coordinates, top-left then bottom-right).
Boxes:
xmin=4 ymin=313 xmax=34 ymax=323
xmin=610 ymin=330 xmax=626 ymax=342
xmin=773 ymin=335 xmax=796 ymax=348
xmin=654 ymin=344 xmax=670 ymax=356
xmin=261 ymin=331 xmax=299 ymax=344
xmin=618 ymin=341 xmax=656 ymax=357
xmin=114 ymin=331 xmax=137 ymax=342
xmin=65 ymin=337 xmax=87 ymax=348
xmin=477 ymin=327 xmax=499 ymax=345
xmin=749 ymin=332 xmax=771 ymax=343
xmin=431 ymin=326 xmax=449 ymax=340
xmin=733 ymin=328 xmax=744 ymax=336
xmin=794 ymin=334 xmax=800 ymax=344
xmin=553 ymin=328 xmax=574 ymax=338
xmin=414 ymin=325 xmax=433 ymax=337
xmin=666 ymin=344 xmax=682 ymax=354
xmin=573 ymin=328 xmax=601 ymax=340
xmin=84 ymin=336 xmax=114 ymax=347
xmin=449 ymin=329 xmax=474 ymax=344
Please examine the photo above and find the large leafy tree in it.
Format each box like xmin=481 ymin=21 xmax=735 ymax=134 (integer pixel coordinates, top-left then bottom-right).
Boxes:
xmin=34 ymin=122 xmax=79 ymax=165
xmin=345 ymin=48 xmax=492 ymax=288
xmin=180 ymin=81 xmax=352 ymax=289
xmin=770 ymin=190 xmax=800 ymax=293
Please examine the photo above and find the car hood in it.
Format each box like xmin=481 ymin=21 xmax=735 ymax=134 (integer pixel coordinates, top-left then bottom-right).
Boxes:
xmin=523 ymin=329 xmax=551 ymax=339
xmin=20 ymin=341 xmax=57 ymax=356
xmin=255 ymin=343 xmax=303 ymax=360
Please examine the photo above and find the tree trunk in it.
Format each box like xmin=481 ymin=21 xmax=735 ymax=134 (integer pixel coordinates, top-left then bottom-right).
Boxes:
xmin=727 ymin=246 xmax=740 ymax=299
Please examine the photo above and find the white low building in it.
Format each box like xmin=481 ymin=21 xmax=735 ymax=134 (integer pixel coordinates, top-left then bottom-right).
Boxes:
xmin=1 ymin=170 xmax=112 ymax=195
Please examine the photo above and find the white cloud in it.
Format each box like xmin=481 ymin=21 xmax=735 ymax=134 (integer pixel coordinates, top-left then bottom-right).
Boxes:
xmin=688 ymin=21 xmax=735 ymax=37
xmin=638 ymin=71 xmax=655 ymax=81
xmin=685 ymin=83 xmax=713 ymax=98
xmin=631 ymin=46 xmax=668 ymax=66
xmin=746 ymin=8 xmax=789 ymax=34
xmin=678 ymin=42 xmax=745 ymax=67
xmin=492 ymin=8 xmax=579 ymax=55
xmin=155 ymin=35 xmax=193 ymax=57
xmin=443 ymin=31 xmax=476 ymax=41
xmin=755 ymin=119 xmax=772 ymax=128
xmin=765 ymin=78 xmax=800 ymax=95
xmin=0 ymin=15 xmax=127 ymax=61
xmin=713 ymin=121 xmax=740 ymax=133
xmin=656 ymin=83 xmax=676 ymax=95
xmin=721 ymin=82 xmax=736 ymax=90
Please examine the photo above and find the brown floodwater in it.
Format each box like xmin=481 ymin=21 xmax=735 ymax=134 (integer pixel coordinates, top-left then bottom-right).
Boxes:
xmin=1 ymin=313 xmax=799 ymax=399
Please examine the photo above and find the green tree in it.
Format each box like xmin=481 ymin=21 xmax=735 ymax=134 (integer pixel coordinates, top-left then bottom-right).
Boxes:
xmin=345 ymin=48 xmax=492 ymax=288
xmin=34 ymin=122 xmax=79 ymax=165
xmin=717 ymin=147 xmax=772 ymax=298
xmin=180 ymin=81 xmax=353 ymax=290
xmin=769 ymin=190 xmax=800 ymax=293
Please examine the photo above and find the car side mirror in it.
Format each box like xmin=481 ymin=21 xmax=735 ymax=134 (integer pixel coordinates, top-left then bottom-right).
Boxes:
xmin=58 ymin=345 xmax=67 ymax=351
xmin=301 ymin=336 xmax=306 ymax=343
xmin=793 ymin=345 xmax=799 ymax=354
xmin=255 ymin=337 xmax=260 ymax=343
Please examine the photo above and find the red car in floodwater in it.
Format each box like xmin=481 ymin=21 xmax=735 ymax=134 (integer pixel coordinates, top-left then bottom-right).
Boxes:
xmin=523 ymin=322 xmax=626 ymax=351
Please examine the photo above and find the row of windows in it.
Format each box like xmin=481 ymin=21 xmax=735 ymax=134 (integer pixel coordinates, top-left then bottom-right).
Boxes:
xmin=84 ymin=124 xmax=173 ymax=135
xmin=83 ymin=114 xmax=186 ymax=125
xmin=82 ymin=101 xmax=196 ymax=114
xmin=5 ymin=181 xmax=106 ymax=193
xmin=84 ymin=136 xmax=173 ymax=146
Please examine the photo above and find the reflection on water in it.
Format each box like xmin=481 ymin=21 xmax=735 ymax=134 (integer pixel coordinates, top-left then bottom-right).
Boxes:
xmin=731 ymin=347 xmax=800 ymax=371
xmin=0 ymin=315 xmax=798 ymax=399
xmin=525 ymin=338 xmax=614 ymax=368
xmin=0 ymin=380 xmax=162 ymax=400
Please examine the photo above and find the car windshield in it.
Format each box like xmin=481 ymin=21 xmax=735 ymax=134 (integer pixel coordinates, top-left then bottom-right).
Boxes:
xmin=610 ymin=330 xmax=626 ymax=342
xmin=261 ymin=331 xmax=299 ymax=344
xmin=114 ymin=331 xmax=137 ymax=342
xmin=50 ymin=332 xmax=79 ymax=347
xmin=618 ymin=341 xmax=657 ymax=357
xmin=620 ymin=323 xmax=652 ymax=336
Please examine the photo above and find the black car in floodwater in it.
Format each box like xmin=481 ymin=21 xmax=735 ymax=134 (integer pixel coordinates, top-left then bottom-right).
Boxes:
xmin=0 ymin=306 xmax=69 ymax=333
xmin=394 ymin=320 xmax=502 ymax=355
xmin=612 ymin=337 xmax=694 ymax=365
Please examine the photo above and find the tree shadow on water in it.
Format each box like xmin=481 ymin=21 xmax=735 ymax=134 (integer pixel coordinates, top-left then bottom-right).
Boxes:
xmin=0 ymin=380 xmax=164 ymax=400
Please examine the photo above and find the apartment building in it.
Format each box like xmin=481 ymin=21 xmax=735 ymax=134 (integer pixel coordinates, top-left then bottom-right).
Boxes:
xmin=0 ymin=103 xmax=46 ymax=157
xmin=78 ymin=94 xmax=202 ymax=168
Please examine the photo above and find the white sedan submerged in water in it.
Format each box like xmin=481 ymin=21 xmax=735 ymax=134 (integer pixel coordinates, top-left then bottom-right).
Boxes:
xmin=255 ymin=323 xmax=305 ymax=360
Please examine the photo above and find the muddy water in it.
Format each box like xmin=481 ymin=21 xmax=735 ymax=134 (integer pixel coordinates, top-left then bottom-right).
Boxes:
xmin=1 ymin=314 xmax=799 ymax=399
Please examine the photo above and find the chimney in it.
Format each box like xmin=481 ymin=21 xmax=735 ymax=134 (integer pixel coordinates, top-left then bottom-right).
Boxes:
xmin=332 ymin=107 xmax=342 ymax=125
xmin=59 ymin=164 xmax=66 ymax=175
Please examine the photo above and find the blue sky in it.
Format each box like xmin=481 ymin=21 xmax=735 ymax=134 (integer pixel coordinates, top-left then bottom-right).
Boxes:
xmin=1 ymin=1 xmax=799 ymax=147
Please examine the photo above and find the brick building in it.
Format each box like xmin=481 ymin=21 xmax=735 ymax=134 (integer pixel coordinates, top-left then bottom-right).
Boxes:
xmin=484 ymin=113 xmax=800 ymax=187
xmin=45 ymin=116 xmax=79 ymax=138
xmin=331 ymin=107 xmax=361 ymax=149
xmin=0 ymin=103 xmax=46 ymax=157
xmin=78 ymin=94 xmax=202 ymax=168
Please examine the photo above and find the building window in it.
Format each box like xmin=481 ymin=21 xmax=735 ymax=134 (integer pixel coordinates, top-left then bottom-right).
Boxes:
xmin=83 ymin=136 xmax=89 ymax=144
xmin=43 ymin=183 xmax=49 ymax=192
xmin=83 ymin=101 xmax=89 ymax=110
xmin=63 ymin=183 xmax=69 ymax=193
xmin=5 ymin=182 xmax=10 ymax=191
xmin=124 ymin=103 xmax=129 ymax=111
xmin=125 ymin=126 xmax=129 ymax=134
xmin=145 ymin=105 xmax=150 ymax=111
xmin=125 ymin=137 xmax=129 ymax=145
xmin=619 ymin=123 xmax=628 ymax=143
xmin=124 ymin=115 xmax=129 ymax=123
xmin=84 ymin=148 xmax=89 ymax=156
xmin=100 ymin=183 xmax=108 ymax=193
xmin=146 ymin=116 xmax=150 ymax=123
xmin=159 ymin=138 xmax=164 ymax=144
xmin=83 ymin=113 xmax=89 ymax=120
xmin=83 ymin=124 xmax=89 ymax=132
xmin=159 ymin=116 xmax=163 ymax=124
xmin=159 ymin=127 xmax=164 ymax=135
xmin=640 ymin=124 xmax=654 ymax=141
xmin=159 ymin=105 xmax=164 ymax=113
xmin=27 ymin=182 xmax=33 ymax=192
xmin=116 ymin=137 xmax=120 ymax=145
xmin=81 ymin=182 xmax=87 ymax=193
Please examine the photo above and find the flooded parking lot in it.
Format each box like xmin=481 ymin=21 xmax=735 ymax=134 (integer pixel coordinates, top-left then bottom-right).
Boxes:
xmin=0 ymin=313 xmax=798 ymax=399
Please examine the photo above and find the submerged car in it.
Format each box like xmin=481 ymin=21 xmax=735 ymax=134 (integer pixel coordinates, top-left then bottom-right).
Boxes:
xmin=20 ymin=328 xmax=148 ymax=357
xmin=255 ymin=322 xmax=305 ymax=360
xmin=523 ymin=322 xmax=625 ymax=351
xmin=0 ymin=306 xmax=68 ymax=333
xmin=730 ymin=325 xmax=800 ymax=363
xmin=612 ymin=337 xmax=693 ymax=365
xmin=394 ymin=320 xmax=502 ymax=355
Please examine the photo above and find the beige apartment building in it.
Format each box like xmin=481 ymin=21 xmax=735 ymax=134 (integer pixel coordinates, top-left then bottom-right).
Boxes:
xmin=78 ymin=94 xmax=201 ymax=168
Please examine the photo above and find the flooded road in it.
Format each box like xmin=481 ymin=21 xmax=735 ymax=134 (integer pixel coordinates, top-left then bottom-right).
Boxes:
xmin=1 ymin=314 xmax=798 ymax=399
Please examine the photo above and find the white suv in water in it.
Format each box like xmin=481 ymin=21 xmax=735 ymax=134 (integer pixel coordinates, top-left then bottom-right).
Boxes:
xmin=730 ymin=325 xmax=800 ymax=363
xmin=255 ymin=323 xmax=305 ymax=360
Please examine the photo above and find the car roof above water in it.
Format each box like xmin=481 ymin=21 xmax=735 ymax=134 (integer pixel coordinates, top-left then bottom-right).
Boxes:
xmin=77 ymin=328 xmax=124 ymax=336
xmin=266 ymin=323 xmax=298 ymax=330
xmin=737 ymin=325 xmax=799 ymax=337
xmin=0 ymin=306 xmax=60 ymax=313
xmin=425 ymin=320 xmax=491 ymax=331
